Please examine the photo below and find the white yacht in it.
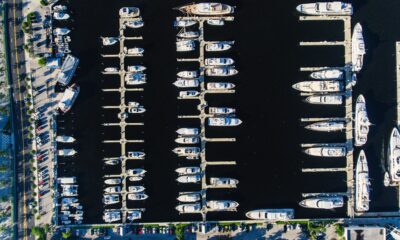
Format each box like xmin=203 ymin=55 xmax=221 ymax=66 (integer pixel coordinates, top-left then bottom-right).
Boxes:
xmin=205 ymin=42 xmax=233 ymax=52
xmin=177 ymin=31 xmax=200 ymax=39
xmin=207 ymin=19 xmax=224 ymax=26
xmin=176 ymin=40 xmax=196 ymax=52
xmin=246 ymin=209 xmax=294 ymax=221
xmin=179 ymin=91 xmax=200 ymax=98
xmin=125 ymin=73 xmax=146 ymax=81
xmin=352 ymin=23 xmax=366 ymax=72
xmin=208 ymin=117 xmax=242 ymax=126
xmin=53 ymin=5 xmax=67 ymax=12
xmin=58 ymin=84 xmax=80 ymax=113
xmin=127 ymin=210 xmax=142 ymax=221
xmin=206 ymin=67 xmax=238 ymax=77
xmin=174 ymin=20 xmax=197 ymax=27
xmin=207 ymin=82 xmax=235 ymax=90
xmin=292 ymin=81 xmax=343 ymax=93
xmin=128 ymin=107 xmax=146 ymax=114
xmin=102 ymin=37 xmax=118 ymax=46
xmin=178 ymin=3 xmax=234 ymax=15
xmin=128 ymin=186 xmax=145 ymax=193
xmin=176 ymin=128 xmax=199 ymax=136
xmin=209 ymin=107 xmax=235 ymax=115
xmin=104 ymin=67 xmax=119 ymax=73
xmin=104 ymin=186 xmax=121 ymax=194
xmin=53 ymin=12 xmax=70 ymax=20
xmin=209 ymin=177 xmax=238 ymax=188
xmin=296 ymin=2 xmax=353 ymax=15
xmin=129 ymin=176 xmax=143 ymax=182
xmin=177 ymin=193 xmax=201 ymax=202
xmin=355 ymin=150 xmax=370 ymax=212
xmin=125 ymin=20 xmax=144 ymax=29
xmin=127 ymin=65 xmax=146 ymax=72
xmin=299 ymin=196 xmax=344 ymax=209
xmin=53 ymin=28 xmax=70 ymax=36
xmin=173 ymin=79 xmax=199 ymax=88
xmin=207 ymin=200 xmax=239 ymax=210
xmin=305 ymin=121 xmax=345 ymax=132
xmin=58 ymin=149 xmax=77 ymax=156
xmin=388 ymin=127 xmax=400 ymax=182
xmin=127 ymin=168 xmax=146 ymax=176
xmin=104 ymin=178 xmax=121 ymax=185
xmin=56 ymin=135 xmax=76 ymax=143
xmin=310 ymin=69 xmax=343 ymax=80
xmin=177 ymin=174 xmax=201 ymax=183
xmin=305 ymin=95 xmax=343 ymax=105
xmin=354 ymin=95 xmax=371 ymax=147
xmin=126 ymin=78 xmax=146 ymax=85
xmin=175 ymin=137 xmax=200 ymax=144
xmin=128 ymin=193 xmax=148 ymax=201
xmin=304 ymin=146 xmax=346 ymax=157
xmin=177 ymin=71 xmax=198 ymax=78
xmin=205 ymin=58 xmax=234 ymax=66
xmin=61 ymin=197 xmax=78 ymax=205
xmin=125 ymin=47 xmax=144 ymax=55
xmin=103 ymin=210 xmax=121 ymax=223
xmin=175 ymin=167 xmax=201 ymax=175
xmin=103 ymin=194 xmax=120 ymax=205
xmin=119 ymin=7 xmax=140 ymax=18
xmin=128 ymin=151 xmax=145 ymax=159
xmin=176 ymin=203 xmax=201 ymax=213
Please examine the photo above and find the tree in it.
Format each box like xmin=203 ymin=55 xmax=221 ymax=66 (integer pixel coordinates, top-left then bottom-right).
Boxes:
xmin=40 ymin=0 xmax=48 ymax=6
xmin=43 ymin=224 xmax=50 ymax=233
xmin=31 ymin=226 xmax=45 ymax=240
xmin=62 ymin=229 xmax=72 ymax=239
xmin=37 ymin=57 xmax=46 ymax=67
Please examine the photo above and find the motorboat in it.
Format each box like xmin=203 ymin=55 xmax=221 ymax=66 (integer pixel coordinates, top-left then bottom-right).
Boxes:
xmin=355 ymin=150 xmax=370 ymax=212
xmin=173 ymin=79 xmax=199 ymax=88
xmin=206 ymin=200 xmax=239 ymax=210
xmin=125 ymin=20 xmax=144 ymax=29
xmin=205 ymin=42 xmax=233 ymax=52
xmin=176 ymin=128 xmax=199 ymax=136
xmin=128 ymin=186 xmax=145 ymax=193
xmin=177 ymin=71 xmax=198 ymax=78
xmin=129 ymin=176 xmax=143 ymax=182
xmin=304 ymin=146 xmax=346 ymax=157
xmin=174 ymin=20 xmax=197 ymax=27
xmin=102 ymin=37 xmax=118 ymax=46
xmin=125 ymin=47 xmax=144 ymax=55
xmin=104 ymin=178 xmax=121 ymax=185
xmin=126 ymin=78 xmax=146 ymax=85
xmin=128 ymin=193 xmax=148 ymax=201
xmin=177 ymin=174 xmax=201 ymax=183
xmin=128 ymin=102 xmax=141 ymax=108
xmin=127 ymin=65 xmax=146 ymax=72
xmin=246 ymin=209 xmax=294 ymax=221
xmin=388 ymin=127 xmax=400 ymax=182
xmin=125 ymin=73 xmax=146 ymax=81
xmin=103 ymin=210 xmax=121 ymax=223
xmin=104 ymin=67 xmax=119 ymax=73
xmin=127 ymin=168 xmax=146 ymax=176
xmin=177 ymin=193 xmax=201 ymax=202
xmin=209 ymin=177 xmax=238 ymax=188
xmin=178 ymin=3 xmax=234 ymax=15
xmin=179 ymin=91 xmax=200 ymax=98
xmin=305 ymin=121 xmax=345 ymax=132
xmin=127 ymin=210 xmax=142 ymax=221
xmin=207 ymin=82 xmax=235 ymax=90
xmin=103 ymin=194 xmax=120 ymax=205
xmin=177 ymin=31 xmax=200 ymax=39
xmin=104 ymin=186 xmax=121 ymax=194
xmin=128 ymin=151 xmax=145 ymax=159
xmin=176 ymin=40 xmax=196 ymax=52
xmin=53 ymin=5 xmax=67 ymax=12
xmin=296 ymin=2 xmax=353 ymax=15
xmin=305 ymin=95 xmax=343 ymax=105
xmin=205 ymin=58 xmax=234 ymax=66
xmin=56 ymin=135 xmax=76 ymax=143
xmin=209 ymin=107 xmax=235 ymax=115
xmin=207 ymin=19 xmax=224 ymax=26
xmin=61 ymin=197 xmax=78 ymax=205
xmin=299 ymin=196 xmax=344 ymax=209
xmin=58 ymin=84 xmax=80 ymax=113
xmin=104 ymin=159 xmax=119 ymax=165
xmin=128 ymin=107 xmax=146 ymax=114
xmin=208 ymin=117 xmax=242 ymax=126
xmin=354 ymin=95 xmax=371 ymax=147
xmin=172 ymin=147 xmax=201 ymax=157
xmin=53 ymin=12 xmax=70 ymax=20
xmin=175 ymin=137 xmax=200 ymax=144
xmin=352 ymin=23 xmax=366 ymax=72
xmin=292 ymin=81 xmax=343 ymax=93
xmin=53 ymin=28 xmax=70 ymax=36
xmin=205 ymin=67 xmax=238 ymax=77
xmin=310 ymin=69 xmax=343 ymax=80
xmin=58 ymin=149 xmax=77 ymax=156
xmin=176 ymin=203 xmax=201 ymax=213
xmin=175 ymin=167 xmax=201 ymax=175
xmin=119 ymin=7 xmax=140 ymax=18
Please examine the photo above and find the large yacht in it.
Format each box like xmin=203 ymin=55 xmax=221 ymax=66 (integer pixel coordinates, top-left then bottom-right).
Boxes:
xmin=177 ymin=174 xmax=201 ymax=183
xmin=172 ymin=147 xmax=201 ymax=157
xmin=310 ymin=69 xmax=343 ymax=80
xmin=173 ymin=79 xmax=200 ymax=88
xmin=176 ymin=128 xmax=199 ymax=136
xmin=119 ymin=7 xmax=140 ymax=18
xmin=388 ymin=127 xmax=400 ymax=182
xmin=246 ymin=209 xmax=294 ymax=221
xmin=207 ymin=82 xmax=235 ymax=90
xmin=177 ymin=193 xmax=201 ymax=202
xmin=352 ymin=23 xmax=366 ymax=72
xmin=209 ymin=177 xmax=238 ymax=188
xmin=206 ymin=200 xmax=239 ymax=210
xmin=56 ymin=135 xmax=76 ymax=143
xmin=355 ymin=150 xmax=370 ymax=212
xmin=103 ymin=210 xmax=121 ymax=223
xmin=208 ymin=117 xmax=242 ymax=126
xmin=304 ymin=146 xmax=346 ymax=157
xmin=305 ymin=121 xmax=345 ymax=132
xmin=58 ymin=84 xmax=80 ymax=113
xmin=178 ymin=3 xmax=234 ymax=16
xmin=205 ymin=58 xmax=234 ymax=66
xmin=292 ymin=81 xmax=343 ymax=93
xmin=296 ymin=2 xmax=352 ymax=16
xmin=299 ymin=196 xmax=344 ymax=209
xmin=103 ymin=194 xmax=120 ymax=205
xmin=354 ymin=95 xmax=371 ymax=147
xmin=176 ymin=203 xmax=201 ymax=213
xmin=128 ymin=193 xmax=149 ymax=201
xmin=305 ymin=95 xmax=342 ymax=105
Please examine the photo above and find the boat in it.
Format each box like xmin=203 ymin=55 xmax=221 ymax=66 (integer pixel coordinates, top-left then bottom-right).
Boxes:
xmin=305 ymin=95 xmax=343 ymax=105
xmin=388 ymin=127 xmax=400 ymax=182
xmin=102 ymin=37 xmax=118 ymax=46
xmin=205 ymin=58 xmax=234 ymax=66
xmin=177 ymin=193 xmax=201 ymax=202
xmin=209 ymin=177 xmax=238 ymax=188
xmin=128 ymin=186 xmax=145 ymax=193
xmin=172 ymin=147 xmax=201 ymax=157
xmin=208 ymin=117 xmax=242 ymax=126
xmin=126 ymin=47 xmax=144 ymax=55
xmin=177 ymin=71 xmax=198 ymax=78
xmin=246 ymin=209 xmax=294 ymax=221
xmin=129 ymin=176 xmax=143 ymax=182
xmin=179 ymin=91 xmax=200 ymax=98
xmin=299 ymin=196 xmax=344 ymax=209
xmin=125 ymin=20 xmax=144 ymax=29
xmin=178 ymin=3 xmax=234 ymax=16
xmin=205 ymin=67 xmax=238 ymax=77
xmin=352 ymin=23 xmax=366 ymax=72
xmin=127 ymin=65 xmax=146 ymax=72
xmin=104 ymin=186 xmax=121 ymax=193
xmin=104 ymin=178 xmax=121 ymax=185
xmin=354 ymin=95 xmax=371 ymax=147
xmin=176 ymin=203 xmax=201 ymax=213
xmin=104 ymin=67 xmax=119 ymax=73
xmin=177 ymin=174 xmax=201 ymax=183
xmin=119 ymin=7 xmax=140 ymax=18
xmin=174 ymin=20 xmax=197 ymax=27
xmin=176 ymin=40 xmax=196 ymax=52
xmin=126 ymin=77 xmax=146 ymax=85
xmin=127 ymin=210 xmax=142 ymax=221
xmin=58 ymin=149 xmax=77 ymax=156
xmin=207 ymin=19 xmax=224 ymax=26
xmin=304 ymin=146 xmax=346 ymax=157
xmin=305 ymin=121 xmax=345 ymax=132
xmin=355 ymin=150 xmax=370 ymax=212
xmin=125 ymin=73 xmax=146 ymax=81
xmin=53 ymin=12 xmax=70 ymax=20
xmin=176 ymin=128 xmax=199 ymax=135
xmin=128 ymin=107 xmax=146 ymax=114
xmin=296 ymin=2 xmax=353 ymax=16
xmin=177 ymin=31 xmax=200 ymax=39
xmin=173 ymin=79 xmax=199 ymax=88
xmin=310 ymin=69 xmax=343 ymax=80
xmin=53 ymin=5 xmax=67 ymax=12
xmin=292 ymin=81 xmax=343 ymax=93
xmin=209 ymin=107 xmax=235 ymax=115
xmin=128 ymin=193 xmax=148 ymax=200
xmin=103 ymin=210 xmax=121 ymax=223
xmin=384 ymin=172 xmax=391 ymax=187
xmin=62 ymin=220 xmax=71 ymax=225
xmin=127 ymin=168 xmax=146 ymax=176
xmin=61 ymin=198 xmax=78 ymax=205
xmin=56 ymin=135 xmax=75 ymax=143
xmin=206 ymin=200 xmax=239 ymax=210
xmin=58 ymin=84 xmax=80 ymax=113
xmin=175 ymin=137 xmax=200 ymax=144
xmin=53 ymin=28 xmax=70 ymax=36
xmin=103 ymin=194 xmax=120 ymax=205
xmin=205 ymin=42 xmax=233 ymax=52
xmin=207 ymin=82 xmax=235 ymax=90
xmin=175 ymin=167 xmax=201 ymax=175
xmin=104 ymin=160 xmax=119 ymax=165
xmin=127 ymin=151 xmax=145 ymax=159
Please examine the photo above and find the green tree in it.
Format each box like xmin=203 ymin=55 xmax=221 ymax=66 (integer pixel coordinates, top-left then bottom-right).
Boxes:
xmin=31 ymin=226 xmax=45 ymax=240
xmin=62 ymin=229 xmax=72 ymax=239
xmin=37 ymin=57 xmax=46 ymax=67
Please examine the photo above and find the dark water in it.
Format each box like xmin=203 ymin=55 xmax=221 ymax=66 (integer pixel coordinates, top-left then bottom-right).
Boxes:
xmin=55 ymin=0 xmax=400 ymax=223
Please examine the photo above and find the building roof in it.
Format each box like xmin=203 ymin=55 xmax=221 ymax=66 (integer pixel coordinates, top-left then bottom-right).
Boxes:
xmin=345 ymin=226 xmax=386 ymax=240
